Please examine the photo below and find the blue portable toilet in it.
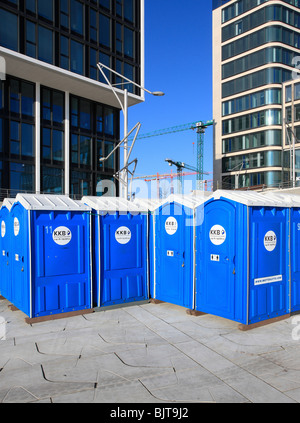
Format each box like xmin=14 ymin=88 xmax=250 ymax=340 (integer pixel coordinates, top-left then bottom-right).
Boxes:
xmin=0 ymin=198 xmax=15 ymax=301
xmin=82 ymin=196 xmax=150 ymax=309
xmin=152 ymin=194 xmax=208 ymax=310
xmin=261 ymin=191 xmax=300 ymax=315
xmin=195 ymin=190 xmax=290 ymax=327
xmin=9 ymin=194 xmax=92 ymax=321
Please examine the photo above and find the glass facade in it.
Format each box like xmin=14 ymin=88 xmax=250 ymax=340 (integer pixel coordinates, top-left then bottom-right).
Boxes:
xmin=221 ymin=0 xmax=300 ymax=23
xmin=0 ymin=75 xmax=120 ymax=199
xmin=222 ymin=149 xmax=282 ymax=172
xmin=222 ymin=4 xmax=300 ymax=42
xmin=222 ymin=170 xmax=283 ymax=189
xmin=0 ymin=0 xmax=142 ymax=198
xmin=0 ymin=76 xmax=36 ymax=196
xmin=222 ymin=109 xmax=282 ymax=135
xmin=222 ymin=25 xmax=300 ymax=61
xmin=222 ymin=129 xmax=282 ymax=153
xmin=222 ymin=67 xmax=293 ymax=98
xmin=70 ymin=94 xmax=119 ymax=197
xmin=222 ymin=88 xmax=282 ymax=116
xmin=0 ymin=0 xmax=141 ymax=95
xmin=215 ymin=0 xmax=300 ymax=190
xmin=222 ymin=46 xmax=300 ymax=80
xmin=41 ymin=86 xmax=65 ymax=193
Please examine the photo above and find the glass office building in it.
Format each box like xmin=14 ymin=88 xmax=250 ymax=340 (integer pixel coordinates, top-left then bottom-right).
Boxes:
xmin=213 ymin=0 xmax=300 ymax=190
xmin=0 ymin=0 xmax=144 ymax=199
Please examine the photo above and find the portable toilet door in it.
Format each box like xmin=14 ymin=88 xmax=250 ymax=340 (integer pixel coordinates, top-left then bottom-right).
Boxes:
xmin=132 ymin=198 xmax=162 ymax=300
xmin=196 ymin=190 xmax=290 ymax=326
xmin=10 ymin=194 xmax=92 ymax=319
xmin=153 ymin=194 xmax=204 ymax=310
xmin=261 ymin=191 xmax=300 ymax=314
xmin=0 ymin=198 xmax=15 ymax=301
xmin=82 ymin=196 xmax=149 ymax=309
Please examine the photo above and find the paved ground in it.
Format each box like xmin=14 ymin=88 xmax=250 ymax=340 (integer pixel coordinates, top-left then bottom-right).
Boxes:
xmin=0 ymin=298 xmax=300 ymax=403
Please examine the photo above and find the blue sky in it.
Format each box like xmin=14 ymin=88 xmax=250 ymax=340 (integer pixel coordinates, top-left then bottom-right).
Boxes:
xmin=123 ymin=0 xmax=214 ymax=194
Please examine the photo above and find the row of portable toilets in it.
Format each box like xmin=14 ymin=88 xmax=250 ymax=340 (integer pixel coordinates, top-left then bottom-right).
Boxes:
xmin=0 ymin=190 xmax=300 ymax=327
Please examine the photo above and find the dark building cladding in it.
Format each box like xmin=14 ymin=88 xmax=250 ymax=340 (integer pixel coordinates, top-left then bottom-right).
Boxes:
xmin=0 ymin=0 xmax=143 ymax=199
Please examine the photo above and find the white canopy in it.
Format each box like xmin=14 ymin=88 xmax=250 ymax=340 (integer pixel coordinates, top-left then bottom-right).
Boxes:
xmin=212 ymin=190 xmax=290 ymax=207
xmin=15 ymin=194 xmax=91 ymax=211
xmin=153 ymin=193 xmax=213 ymax=211
xmin=1 ymin=198 xmax=16 ymax=211
xmin=82 ymin=196 xmax=148 ymax=213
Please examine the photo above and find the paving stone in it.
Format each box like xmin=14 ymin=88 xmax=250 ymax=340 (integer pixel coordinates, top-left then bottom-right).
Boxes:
xmin=125 ymin=306 xmax=192 ymax=344
xmin=285 ymin=388 xmax=300 ymax=402
xmin=115 ymin=343 xmax=199 ymax=371
xmin=262 ymin=369 xmax=300 ymax=393
xmin=140 ymin=367 xmax=247 ymax=403
xmin=174 ymin=340 xmax=237 ymax=375
xmin=94 ymin=380 xmax=163 ymax=403
xmin=0 ymin=301 xmax=299 ymax=403
xmin=219 ymin=366 xmax=296 ymax=403
xmin=51 ymin=389 xmax=96 ymax=403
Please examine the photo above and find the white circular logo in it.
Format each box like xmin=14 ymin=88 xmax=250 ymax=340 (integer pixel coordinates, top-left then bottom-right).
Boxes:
xmin=14 ymin=218 xmax=20 ymax=237
xmin=209 ymin=225 xmax=226 ymax=246
xmin=264 ymin=231 xmax=277 ymax=252
xmin=52 ymin=226 xmax=72 ymax=246
xmin=165 ymin=217 xmax=178 ymax=236
xmin=115 ymin=226 xmax=132 ymax=245
xmin=1 ymin=221 xmax=5 ymax=238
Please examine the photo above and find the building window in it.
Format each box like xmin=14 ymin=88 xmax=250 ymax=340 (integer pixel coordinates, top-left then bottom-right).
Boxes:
xmin=26 ymin=0 xmax=37 ymax=14
xmin=26 ymin=20 xmax=37 ymax=58
xmin=99 ymin=0 xmax=110 ymax=11
xmin=41 ymin=87 xmax=64 ymax=194
xmin=295 ymin=83 xmax=300 ymax=101
xmin=10 ymin=162 xmax=35 ymax=194
xmin=60 ymin=0 xmax=69 ymax=29
xmin=222 ymin=109 xmax=282 ymax=136
xmin=0 ymin=9 xmax=18 ymax=51
xmin=124 ymin=0 xmax=134 ymax=23
xmin=0 ymin=119 xmax=2 ymax=153
xmin=70 ymin=40 xmax=84 ymax=75
xmin=99 ymin=13 xmax=111 ymax=48
xmin=295 ymin=104 xmax=300 ymax=122
xmin=90 ymin=8 xmax=98 ymax=43
xmin=222 ymin=46 xmax=300 ymax=80
xmin=222 ymin=151 xmax=282 ymax=173
xmin=71 ymin=170 xmax=91 ymax=197
xmin=99 ymin=52 xmax=111 ymax=83
xmin=42 ymin=128 xmax=64 ymax=163
xmin=222 ymin=67 xmax=293 ymax=98
xmin=286 ymin=106 xmax=292 ymax=123
xmin=222 ymin=88 xmax=282 ymax=117
xmin=38 ymin=26 xmax=53 ymax=64
xmin=38 ymin=0 xmax=54 ymax=22
xmin=0 ymin=75 xmax=36 ymax=195
xmin=4 ymin=78 xmax=36 ymax=166
xmin=70 ymin=0 xmax=84 ymax=36
xmin=70 ymin=94 xmax=119 ymax=196
xmin=60 ymin=36 xmax=69 ymax=70
xmin=41 ymin=167 xmax=64 ymax=194
xmin=0 ymin=0 xmax=141 ymax=90
xmin=0 ymin=161 xmax=2 ymax=195
xmin=286 ymin=85 xmax=292 ymax=102
xmin=41 ymin=88 xmax=64 ymax=127
xmin=222 ymin=129 xmax=282 ymax=154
